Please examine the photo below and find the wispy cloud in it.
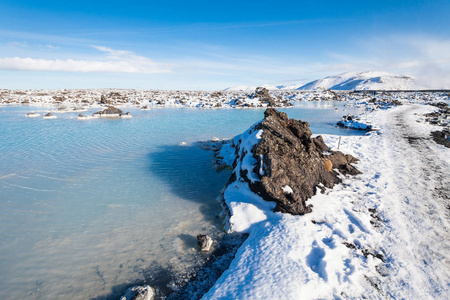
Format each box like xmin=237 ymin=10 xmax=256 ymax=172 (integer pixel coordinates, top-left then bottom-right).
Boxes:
xmin=6 ymin=41 xmax=29 ymax=48
xmin=45 ymin=44 xmax=60 ymax=50
xmin=0 ymin=45 xmax=172 ymax=73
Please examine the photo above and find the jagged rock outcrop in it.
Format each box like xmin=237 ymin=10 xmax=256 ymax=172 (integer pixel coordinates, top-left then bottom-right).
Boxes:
xmin=255 ymin=87 xmax=276 ymax=107
xmin=228 ymin=108 xmax=361 ymax=215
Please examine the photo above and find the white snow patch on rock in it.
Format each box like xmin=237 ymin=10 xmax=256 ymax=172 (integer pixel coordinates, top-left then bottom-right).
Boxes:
xmin=282 ymin=185 xmax=293 ymax=194
xmin=224 ymin=181 xmax=276 ymax=233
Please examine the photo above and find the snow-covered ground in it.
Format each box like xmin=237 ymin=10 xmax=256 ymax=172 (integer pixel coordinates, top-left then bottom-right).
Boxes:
xmin=202 ymin=104 xmax=449 ymax=299
xmin=1 ymin=88 xmax=447 ymax=109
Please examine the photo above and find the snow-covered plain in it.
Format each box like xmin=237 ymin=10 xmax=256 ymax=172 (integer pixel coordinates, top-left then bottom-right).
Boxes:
xmin=202 ymin=104 xmax=449 ymax=299
xmin=0 ymin=87 xmax=447 ymax=110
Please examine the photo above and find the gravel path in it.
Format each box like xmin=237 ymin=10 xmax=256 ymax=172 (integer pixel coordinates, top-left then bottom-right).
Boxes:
xmin=376 ymin=104 xmax=450 ymax=297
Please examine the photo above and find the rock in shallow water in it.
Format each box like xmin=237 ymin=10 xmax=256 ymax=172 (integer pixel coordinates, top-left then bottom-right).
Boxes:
xmin=120 ymin=285 xmax=155 ymax=300
xmin=197 ymin=234 xmax=213 ymax=252
xmin=93 ymin=106 xmax=123 ymax=117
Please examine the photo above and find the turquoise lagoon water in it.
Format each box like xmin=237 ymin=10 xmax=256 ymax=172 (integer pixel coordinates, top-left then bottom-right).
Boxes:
xmin=0 ymin=103 xmax=364 ymax=299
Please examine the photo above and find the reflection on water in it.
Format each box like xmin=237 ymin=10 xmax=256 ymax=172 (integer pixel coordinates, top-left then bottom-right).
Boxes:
xmin=0 ymin=103 xmax=365 ymax=299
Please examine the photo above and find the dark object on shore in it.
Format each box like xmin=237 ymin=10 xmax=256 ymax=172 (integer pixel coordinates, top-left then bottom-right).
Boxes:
xmin=431 ymin=101 xmax=449 ymax=109
xmin=431 ymin=131 xmax=450 ymax=148
xmin=93 ymin=106 xmax=123 ymax=117
xmin=167 ymin=233 xmax=247 ymax=300
xmin=337 ymin=114 xmax=374 ymax=131
xmin=232 ymin=108 xmax=361 ymax=215
xmin=100 ymin=94 xmax=114 ymax=105
xmin=197 ymin=234 xmax=213 ymax=252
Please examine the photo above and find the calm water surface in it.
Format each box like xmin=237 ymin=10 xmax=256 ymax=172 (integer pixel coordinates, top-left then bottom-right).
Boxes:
xmin=0 ymin=103 xmax=364 ymax=299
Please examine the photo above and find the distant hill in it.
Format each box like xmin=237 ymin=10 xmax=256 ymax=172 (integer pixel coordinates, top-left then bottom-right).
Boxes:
xmin=296 ymin=71 xmax=421 ymax=91
xmin=224 ymin=71 xmax=423 ymax=91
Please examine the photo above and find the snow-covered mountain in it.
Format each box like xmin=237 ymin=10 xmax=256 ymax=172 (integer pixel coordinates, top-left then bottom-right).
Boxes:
xmin=296 ymin=71 xmax=421 ymax=91
xmin=224 ymin=71 xmax=423 ymax=91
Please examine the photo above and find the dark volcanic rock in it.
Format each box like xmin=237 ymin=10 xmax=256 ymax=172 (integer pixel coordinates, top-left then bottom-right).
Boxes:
xmin=431 ymin=131 xmax=450 ymax=148
xmin=232 ymin=108 xmax=361 ymax=215
xmin=197 ymin=234 xmax=213 ymax=252
xmin=327 ymin=151 xmax=361 ymax=176
xmin=255 ymin=87 xmax=276 ymax=107
xmin=100 ymin=94 xmax=114 ymax=105
xmin=93 ymin=106 xmax=123 ymax=116
xmin=120 ymin=285 xmax=154 ymax=300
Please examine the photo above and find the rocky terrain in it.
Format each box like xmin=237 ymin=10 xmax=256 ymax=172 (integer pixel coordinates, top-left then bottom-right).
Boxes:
xmin=425 ymin=102 xmax=450 ymax=147
xmin=1 ymin=88 xmax=448 ymax=109
xmin=201 ymin=103 xmax=450 ymax=299
xmin=218 ymin=108 xmax=361 ymax=215
xmin=0 ymin=87 xmax=296 ymax=108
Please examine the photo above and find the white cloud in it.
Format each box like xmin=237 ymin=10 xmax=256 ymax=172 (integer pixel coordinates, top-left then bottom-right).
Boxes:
xmin=0 ymin=46 xmax=172 ymax=73
xmin=45 ymin=44 xmax=60 ymax=50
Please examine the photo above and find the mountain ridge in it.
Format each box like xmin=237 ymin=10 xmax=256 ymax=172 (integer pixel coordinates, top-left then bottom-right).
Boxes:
xmin=224 ymin=71 xmax=424 ymax=91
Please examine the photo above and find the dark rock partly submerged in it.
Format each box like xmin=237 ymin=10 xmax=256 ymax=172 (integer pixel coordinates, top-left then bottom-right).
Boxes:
xmin=227 ymin=108 xmax=361 ymax=215
xmin=197 ymin=234 xmax=213 ymax=252
xmin=93 ymin=106 xmax=123 ymax=117
xmin=120 ymin=285 xmax=154 ymax=300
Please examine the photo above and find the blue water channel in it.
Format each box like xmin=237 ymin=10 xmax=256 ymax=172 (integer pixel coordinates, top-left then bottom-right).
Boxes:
xmin=0 ymin=102 xmax=364 ymax=299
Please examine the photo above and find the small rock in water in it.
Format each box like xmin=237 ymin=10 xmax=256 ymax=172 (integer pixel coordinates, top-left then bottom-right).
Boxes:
xmin=197 ymin=234 xmax=213 ymax=252
xmin=43 ymin=112 xmax=57 ymax=119
xmin=120 ymin=285 xmax=155 ymax=300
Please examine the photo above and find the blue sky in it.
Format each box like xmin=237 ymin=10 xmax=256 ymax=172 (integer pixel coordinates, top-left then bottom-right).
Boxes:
xmin=0 ymin=0 xmax=449 ymax=89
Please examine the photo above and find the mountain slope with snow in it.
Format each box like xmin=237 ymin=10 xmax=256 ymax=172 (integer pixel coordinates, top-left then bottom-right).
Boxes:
xmin=224 ymin=71 xmax=423 ymax=91
xmin=297 ymin=71 xmax=421 ymax=91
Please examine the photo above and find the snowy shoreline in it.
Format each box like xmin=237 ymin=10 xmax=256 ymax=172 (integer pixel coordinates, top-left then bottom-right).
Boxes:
xmin=197 ymin=103 xmax=449 ymax=299
xmin=3 ymin=91 xmax=448 ymax=298
xmin=153 ymin=102 xmax=449 ymax=300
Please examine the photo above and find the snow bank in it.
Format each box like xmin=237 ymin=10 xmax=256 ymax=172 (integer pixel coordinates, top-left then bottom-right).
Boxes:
xmin=203 ymin=104 xmax=450 ymax=299
xmin=216 ymin=121 xmax=277 ymax=233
